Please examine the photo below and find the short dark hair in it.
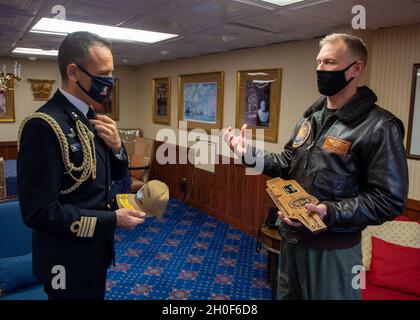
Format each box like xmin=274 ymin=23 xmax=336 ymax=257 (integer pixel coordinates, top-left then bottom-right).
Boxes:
xmin=58 ymin=31 xmax=111 ymax=81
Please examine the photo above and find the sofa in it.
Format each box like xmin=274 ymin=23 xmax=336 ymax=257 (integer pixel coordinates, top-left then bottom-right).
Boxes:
xmin=0 ymin=199 xmax=47 ymax=300
xmin=361 ymin=215 xmax=420 ymax=300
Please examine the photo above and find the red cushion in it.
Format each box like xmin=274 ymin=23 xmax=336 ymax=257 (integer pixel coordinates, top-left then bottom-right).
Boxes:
xmin=368 ymin=236 xmax=420 ymax=297
xmin=393 ymin=215 xmax=420 ymax=223
xmin=363 ymin=279 xmax=420 ymax=300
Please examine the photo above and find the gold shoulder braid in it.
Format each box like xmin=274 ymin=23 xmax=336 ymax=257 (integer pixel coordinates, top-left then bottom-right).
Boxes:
xmin=18 ymin=112 xmax=97 ymax=195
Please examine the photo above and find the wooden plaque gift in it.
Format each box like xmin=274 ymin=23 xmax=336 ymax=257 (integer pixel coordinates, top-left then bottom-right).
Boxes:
xmin=266 ymin=177 xmax=327 ymax=233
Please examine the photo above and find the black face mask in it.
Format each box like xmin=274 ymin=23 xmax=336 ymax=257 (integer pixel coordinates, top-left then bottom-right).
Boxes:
xmin=317 ymin=61 xmax=357 ymax=96
xmin=76 ymin=64 xmax=114 ymax=104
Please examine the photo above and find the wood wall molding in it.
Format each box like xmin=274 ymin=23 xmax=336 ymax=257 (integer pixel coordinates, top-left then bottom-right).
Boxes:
xmin=149 ymin=141 xmax=420 ymax=237
xmin=2 ymin=139 xmax=419 ymax=235
xmin=149 ymin=141 xmax=273 ymax=237
xmin=0 ymin=141 xmax=17 ymax=160
xmin=404 ymin=198 xmax=420 ymax=222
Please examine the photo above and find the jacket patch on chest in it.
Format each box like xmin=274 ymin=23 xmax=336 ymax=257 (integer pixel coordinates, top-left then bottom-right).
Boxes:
xmin=322 ymin=136 xmax=352 ymax=156
xmin=67 ymin=128 xmax=76 ymax=138
xmin=70 ymin=143 xmax=81 ymax=152
xmin=292 ymin=121 xmax=311 ymax=149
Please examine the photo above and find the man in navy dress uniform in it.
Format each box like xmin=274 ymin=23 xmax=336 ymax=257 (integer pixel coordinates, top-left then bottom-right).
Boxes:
xmin=17 ymin=32 xmax=146 ymax=300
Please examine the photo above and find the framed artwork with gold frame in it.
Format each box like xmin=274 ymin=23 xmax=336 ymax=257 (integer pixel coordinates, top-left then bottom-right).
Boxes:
xmin=178 ymin=72 xmax=224 ymax=132
xmin=407 ymin=63 xmax=420 ymax=160
xmin=236 ymin=69 xmax=282 ymax=142
xmin=94 ymin=78 xmax=119 ymax=121
xmin=0 ymin=75 xmax=15 ymax=123
xmin=152 ymin=77 xmax=171 ymax=125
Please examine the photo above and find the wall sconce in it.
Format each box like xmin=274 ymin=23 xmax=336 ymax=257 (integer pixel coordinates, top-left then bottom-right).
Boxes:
xmin=0 ymin=61 xmax=22 ymax=91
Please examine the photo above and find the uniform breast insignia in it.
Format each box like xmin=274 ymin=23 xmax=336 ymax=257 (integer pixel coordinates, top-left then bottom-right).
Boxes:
xmin=70 ymin=143 xmax=81 ymax=152
xmin=70 ymin=216 xmax=97 ymax=238
xmin=67 ymin=128 xmax=76 ymax=138
xmin=266 ymin=177 xmax=327 ymax=233
xmin=292 ymin=121 xmax=311 ymax=149
xmin=322 ymin=136 xmax=352 ymax=156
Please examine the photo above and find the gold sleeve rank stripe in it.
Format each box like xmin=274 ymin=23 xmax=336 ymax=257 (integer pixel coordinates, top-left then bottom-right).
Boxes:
xmin=70 ymin=217 xmax=97 ymax=238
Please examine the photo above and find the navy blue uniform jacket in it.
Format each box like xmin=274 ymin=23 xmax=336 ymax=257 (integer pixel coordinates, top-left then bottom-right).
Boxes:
xmin=17 ymin=90 xmax=128 ymax=285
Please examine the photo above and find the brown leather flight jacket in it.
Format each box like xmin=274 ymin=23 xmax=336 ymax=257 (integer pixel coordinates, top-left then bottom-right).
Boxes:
xmin=246 ymin=86 xmax=408 ymax=247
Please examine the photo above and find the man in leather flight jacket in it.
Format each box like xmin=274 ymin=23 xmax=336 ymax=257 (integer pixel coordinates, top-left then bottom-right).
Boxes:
xmin=224 ymin=33 xmax=408 ymax=299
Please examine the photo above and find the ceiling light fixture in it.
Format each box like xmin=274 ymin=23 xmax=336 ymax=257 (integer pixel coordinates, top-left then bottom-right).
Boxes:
xmin=30 ymin=17 xmax=178 ymax=44
xmin=233 ymin=0 xmax=275 ymax=10
xmin=257 ymin=0 xmax=305 ymax=6
xmin=222 ymin=34 xmax=238 ymax=42
xmin=234 ymin=0 xmax=305 ymax=9
xmin=12 ymin=47 xmax=58 ymax=56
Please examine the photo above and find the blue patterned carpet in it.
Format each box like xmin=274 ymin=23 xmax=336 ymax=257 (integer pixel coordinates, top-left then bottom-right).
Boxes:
xmin=105 ymin=198 xmax=271 ymax=300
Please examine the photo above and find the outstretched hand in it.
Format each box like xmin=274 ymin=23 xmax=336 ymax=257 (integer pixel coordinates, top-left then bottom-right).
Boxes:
xmin=222 ymin=124 xmax=248 ymax=157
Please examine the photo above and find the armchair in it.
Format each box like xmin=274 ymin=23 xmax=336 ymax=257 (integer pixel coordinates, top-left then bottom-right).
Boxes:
xmin=0 ymin=199 xmax=47 ymax=300
xmin=128 ymin=137 xmax=155 ymax=193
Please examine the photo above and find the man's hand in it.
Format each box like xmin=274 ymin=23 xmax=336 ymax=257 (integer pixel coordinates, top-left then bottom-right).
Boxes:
xmin=222 ymin=124 xmax=248 ymax=157
xmin=115 ymin=208 xmax=146 ymax=229
xmin=278 ymin=211 xmax=303 ymax=227
xmin=278 ymin=203 xmax=328 ymax=228
xmin=90 ymin=114 xmax=122 ymax=154
xmin=304 ymin=203 xmax=328 ymax=220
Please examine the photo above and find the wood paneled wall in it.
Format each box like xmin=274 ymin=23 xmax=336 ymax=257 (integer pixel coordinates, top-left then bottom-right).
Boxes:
xmin=0 ymin=141 xmax=18 ymax=160
xmin=148 ymin=141 xmax=274 ymax=237
xmin=404 ymin=199 xmax=420 ymax=222
xmin=149 ymin=141 xmax=420 ymax=237
xmin=2 ymin=139 xmax=419 ymax=235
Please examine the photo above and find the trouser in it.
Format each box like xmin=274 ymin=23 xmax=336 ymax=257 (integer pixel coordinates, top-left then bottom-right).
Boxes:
xmin=277 ymin=240 xmax=362 ymax=300
xmin=43 ymin=275 xmax=107 ymax=300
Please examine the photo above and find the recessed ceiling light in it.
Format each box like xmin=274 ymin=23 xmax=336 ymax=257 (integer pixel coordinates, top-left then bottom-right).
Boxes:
xmin=30 ymin=17 xmax=178 ymax=44
xmin=12 ymin=47 xmax=58 ymax=56
xmin=222 ymin=34 xmax=238 ymax=42
xmin=160 ymin=50 xmax=170 ymax=55
xmin=234 ymin=0 xmax=305 ymax=9
xmin=257 ymin=0 xmax=305 ymax=6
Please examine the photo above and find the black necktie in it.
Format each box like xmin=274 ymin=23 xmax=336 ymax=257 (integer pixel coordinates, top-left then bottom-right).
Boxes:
xmin=87 ymin=107 xmax=97 ymax=120
xmin=86 ymin=107 xmax=98 ymax=136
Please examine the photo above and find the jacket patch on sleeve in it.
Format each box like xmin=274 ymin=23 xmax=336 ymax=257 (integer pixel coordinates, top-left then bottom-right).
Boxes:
xmin=70 ymin=216 xmax=97 ymax=238
xmin=322 ymin=136 xmax=352 ymax=156
xmin=292 ymin=121 xmax=311 ymax=149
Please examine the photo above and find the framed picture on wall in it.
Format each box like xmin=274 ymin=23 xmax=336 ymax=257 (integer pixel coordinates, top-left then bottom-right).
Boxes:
xmin=407 ymin=63 xmax=420 ymax=159
xmin=93 ymin=78 xmax=119 ymax=121
xmin=178 ymin=72 xmax=224 ymax=132
xmin=0 ymin=75 xmax=15 ymax=123
xmin=236 ymin=69 xmax=282 ymax=142
xmin=152 ymin=77 xmax=171 ymax=125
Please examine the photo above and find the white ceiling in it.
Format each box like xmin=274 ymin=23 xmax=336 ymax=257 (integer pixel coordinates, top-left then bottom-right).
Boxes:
xmin=1 ymin=0 xmax=420 ymax=65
